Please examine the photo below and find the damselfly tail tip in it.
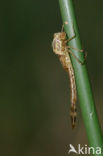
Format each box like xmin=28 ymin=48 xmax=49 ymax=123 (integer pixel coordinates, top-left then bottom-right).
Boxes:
xmin=72 ymin=123 xmax=76 ymax=129
xmin=70 ymin=106 xmax=77 ymax=129
xmin=70 ymin=116 xmax=76 ymax=129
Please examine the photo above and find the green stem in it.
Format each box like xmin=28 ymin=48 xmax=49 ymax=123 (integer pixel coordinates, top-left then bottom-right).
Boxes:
xmin=59 ymin=0 xmax=103 ymax=155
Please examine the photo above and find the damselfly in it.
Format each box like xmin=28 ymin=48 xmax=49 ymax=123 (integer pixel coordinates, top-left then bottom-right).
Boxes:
xmin=52 ymin=22 xmax=85 ymax=128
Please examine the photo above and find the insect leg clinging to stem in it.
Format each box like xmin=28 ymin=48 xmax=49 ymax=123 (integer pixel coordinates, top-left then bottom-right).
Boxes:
xmin=63 ymin=22 xmax=86 ymax=65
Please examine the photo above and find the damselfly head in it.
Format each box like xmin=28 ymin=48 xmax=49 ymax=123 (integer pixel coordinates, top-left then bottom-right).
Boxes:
xmin=54 ymin=32 xmax=66 ymax=40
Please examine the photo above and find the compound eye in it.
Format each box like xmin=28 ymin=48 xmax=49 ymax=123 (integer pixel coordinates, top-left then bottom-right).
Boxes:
xmin=63 ymin=32 xmax=66 ymax=38
xmin=53 ymin=34 xmax=56 ymax=37
xmin=54 ymin=33 xmax=58 ymax=38
xmin=60 ymin=32 xmax=66 ymax=39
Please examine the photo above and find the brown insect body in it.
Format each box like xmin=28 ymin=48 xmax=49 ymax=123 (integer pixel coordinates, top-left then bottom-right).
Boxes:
xmin=52 ymin=32 xmax=77 ymax=128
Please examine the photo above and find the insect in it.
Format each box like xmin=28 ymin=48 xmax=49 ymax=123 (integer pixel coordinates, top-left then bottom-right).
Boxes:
xmin=52 ymin=22 xmax=85 ymax=128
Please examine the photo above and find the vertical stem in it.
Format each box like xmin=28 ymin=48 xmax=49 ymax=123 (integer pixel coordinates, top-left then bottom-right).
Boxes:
xmin=59 ymin=0 xmax=103 ymax=155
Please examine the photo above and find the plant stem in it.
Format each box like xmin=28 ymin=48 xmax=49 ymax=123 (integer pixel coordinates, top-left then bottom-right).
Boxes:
xmin=59 ymin=0 xmax=103 ymax=155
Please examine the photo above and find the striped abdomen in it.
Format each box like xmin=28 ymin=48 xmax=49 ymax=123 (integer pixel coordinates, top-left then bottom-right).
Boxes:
xmin=67 ymin=65 xmax=77 ymax=128
xmin=59 ymin=52 xmax=77 ymax=128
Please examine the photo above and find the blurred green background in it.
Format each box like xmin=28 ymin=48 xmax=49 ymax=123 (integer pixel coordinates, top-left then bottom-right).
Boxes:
xmin=0 ymin=0 xmax=103 ymax=155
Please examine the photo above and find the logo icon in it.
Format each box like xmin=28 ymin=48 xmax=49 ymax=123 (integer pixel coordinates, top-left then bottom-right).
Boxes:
xmin=68 ymin=144 xmax=77 ymax=154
